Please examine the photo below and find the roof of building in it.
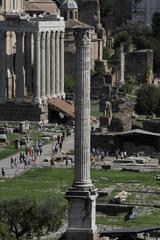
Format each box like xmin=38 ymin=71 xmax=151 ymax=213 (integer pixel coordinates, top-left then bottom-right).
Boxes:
xmin=61 ymin=0 xmax=78 ymax=10
xmin=93 ymin=129 xmax=160 ymax=137
xmin=48 ymin=98 xmax=75 ymax=119
xmin=65 ymin=19 xmax=91 ymax=29
xmin=100 ymin=226 xmax=160 ymax=237
xmin=24 ymin=2 xmax=42 ymax=11
xmin=24 ymin=0 xmax=58 ymax=14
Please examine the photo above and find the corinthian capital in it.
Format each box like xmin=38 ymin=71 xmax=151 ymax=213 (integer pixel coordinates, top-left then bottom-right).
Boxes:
xmin=33 ymin=32 xmax=41 ymax=42
xmin=74 ymin=28 xmax=91 ymax=47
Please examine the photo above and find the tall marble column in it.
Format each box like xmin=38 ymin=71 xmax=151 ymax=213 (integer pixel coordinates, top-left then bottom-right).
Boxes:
xmin=60 ymin=31 xmax=65 ymax=99
xmin=46 ymin=31 xmax=51 ymax=98
xmin=41 ymin=32 xmax=46 ymax=99
xmin=0 ymin=31 xmax=6 ymax=103
xmin=15 ymin=31 xmax=25 ymax=103
xmin=33 ymin=32 xmax=41 ymax=104
xmin=120 ymin=43 xmax=125 ymax=85
xmin=25 ymin=32 xmax=32 ymax=96
xmin=65 ymin=28 xmax=97 ymax=240
xmin=74 ymin=29 xmax=92 ymax=188
xmin=55 ymin=31 xmax=60 ymax=97
xmin=50 ymin=31 xmax=56 ymax=98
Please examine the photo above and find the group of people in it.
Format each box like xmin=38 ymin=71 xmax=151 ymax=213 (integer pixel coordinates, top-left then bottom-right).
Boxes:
xmin=1 ymin=126 xmax=72 ymax=177
xmin=51 ymin=129 xmax=72 ymax=167
xmin=52 ymin=131 xmax=67 ymax=155
xmin=91 ymin=147 xmax=108 ymax=163
xmin=115 ymin=149 xmax=127 ymax=160
xmin=1 ymin=144 xmax=43 ymax=177
xmin=91 ymin=147 xmax=128 ymax=164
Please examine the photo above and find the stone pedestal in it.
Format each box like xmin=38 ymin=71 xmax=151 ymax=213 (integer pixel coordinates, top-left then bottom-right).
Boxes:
xmin=66 ymin=189 xmax=98 ymax=240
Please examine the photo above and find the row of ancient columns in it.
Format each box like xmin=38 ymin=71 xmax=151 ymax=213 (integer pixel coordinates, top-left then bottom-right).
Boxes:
xmin=0 ymin=30 xmax=65 ymax=103
xmin=33 ymin=31 xmax=65 ymax=104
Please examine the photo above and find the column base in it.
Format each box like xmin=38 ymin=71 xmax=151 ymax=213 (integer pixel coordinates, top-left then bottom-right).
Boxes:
xmin=65 ymin=229 xmax=98 ymax=240
xmin=59 ymin=92 xmax=66 ymax=99
xmin=50 ymin=94 xmax=57 ymax=99
xmin=32 ymin=98 xmax=42 ymax=105
xmin=16 ymin=98 xmax=24 ymax=104
xmin=65 ymin=187 xmax=98 ymax=240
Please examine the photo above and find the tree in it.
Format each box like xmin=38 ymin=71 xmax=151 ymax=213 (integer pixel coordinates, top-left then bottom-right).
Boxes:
xmin=113 ymin=31 xmax=132 ymax=52
xmin=134 ymin=35 xmax=152 ymax=50
xmin=0 ymin=198 xmax=66 ymax=240
xmin=64 ymin=73 xmax=75 ymax=96
xmin=119 ymin=77 xmax=136 ymax=95
xmin=135 ymin=85 xmax=160 ymax=116
xmin=113 ymin=22 xmax=152 ymax=50
xmin=94 ymin=60 xmax=106 ymax=75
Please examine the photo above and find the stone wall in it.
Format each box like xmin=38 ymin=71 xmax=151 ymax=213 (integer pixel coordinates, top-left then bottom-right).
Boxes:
xmin=64 ymin=30 xmax=102 ymax=78
xmin=0 ymin=103 xmax=48 ymax=122
xmin=91 ymin=75 xmax=112 ymax=97
xmin=125 ymin=49 xmax=153 ymax=82
xmin=78 ymin=0 xmax=101 ymax=27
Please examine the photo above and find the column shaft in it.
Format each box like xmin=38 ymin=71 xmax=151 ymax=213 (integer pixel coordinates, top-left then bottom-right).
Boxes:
xmin=60 ymin=31 xmax=65 ymax=98
xmin=41 ymin=32 xmax=46 ymax=98
xmin=120 ymin=44 xmax=125 ymax=84
xmin=74 ymin=28 xmax=92 ymax=187
xmin=55 ymin=31 xmax=60 ymax=96
xmin=50 ymin=32 xmax=56 ymax=98
xmin=0 ymin=31 xmax=6 ymax=103
xmin=33 ymin=32 xmax=41 ymax=103
xmin=25 ymin=32 xmax=32 ymax=96
xmin=15 ymin=31 xmax=25 ymax=103
xmin=46 ymin=32 xmax=51 ymax=98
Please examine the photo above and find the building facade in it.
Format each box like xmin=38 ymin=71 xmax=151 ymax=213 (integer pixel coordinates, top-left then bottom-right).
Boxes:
xmin=0 ymin=0 xmax=65 ymax=121
xmin=132 ymin=0 xmax=160 ymax=25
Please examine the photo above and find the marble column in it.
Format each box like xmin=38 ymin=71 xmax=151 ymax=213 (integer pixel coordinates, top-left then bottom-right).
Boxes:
xmin=41 ymin=32 xmax=46 ymax=99
xmin=120 ymin=43 xmax=125 ymax=85
xmin=15 ymin=31 xmax=25 ymax=103
xmin=60 ymin=31 xmax=65 ymax=99
xmin=33 ymin=32 xmax=41 ymax=104
xmin=25 ymin=32 xmax=32 ymax=96
xmin=65 ymin=28 xmax=97 ymax=240
xmin=6 ymin=31 xmax=13 ymax=100
xmin=50 ymin=31 xmax=56 ymax=98
xmin=55 ymin=31 xmax=60 ymax=97
xmin=0 ymin=31 xmax=6 ymax=103
xmin=46 ymin=31 xmax=51 ymax=98
xmin=74 ymin=28 xmax=92 ymax=188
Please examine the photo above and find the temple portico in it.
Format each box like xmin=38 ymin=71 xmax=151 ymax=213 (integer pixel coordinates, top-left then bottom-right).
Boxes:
xmin=0 ymin=16 xmax=65 ymax=106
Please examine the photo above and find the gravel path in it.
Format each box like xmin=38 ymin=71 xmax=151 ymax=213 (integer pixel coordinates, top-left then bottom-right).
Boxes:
xmin=0 ymin=133 xmax=74 ymax=178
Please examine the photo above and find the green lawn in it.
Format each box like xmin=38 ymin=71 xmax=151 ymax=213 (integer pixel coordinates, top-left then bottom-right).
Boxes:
xmin=0 ymin=168 xmax=160 ymax=227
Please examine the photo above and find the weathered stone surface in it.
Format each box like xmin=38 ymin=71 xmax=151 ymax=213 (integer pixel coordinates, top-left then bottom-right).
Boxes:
xmin=91 ymin=75 xmax=112 ymax=98
xmin=0 ymin=103 xmax=48 ymax=122
xmin=125 ymin=49 xmax=153 ymax=82
xmin=78 ymin=0 xmax=101 ymax=27
xmin=109 ymin=103 xmax=132 ymax=132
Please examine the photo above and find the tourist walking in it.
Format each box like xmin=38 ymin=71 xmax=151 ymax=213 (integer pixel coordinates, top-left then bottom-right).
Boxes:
xmin=1 ymin=167 xmax=5 ymax=177
xmin=10 ymin=157 xmax=14 ymax=168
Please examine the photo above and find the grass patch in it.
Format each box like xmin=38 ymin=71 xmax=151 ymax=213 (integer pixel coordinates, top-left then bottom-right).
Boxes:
xmin=0 ymin=168 xmax=160 ymax=227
